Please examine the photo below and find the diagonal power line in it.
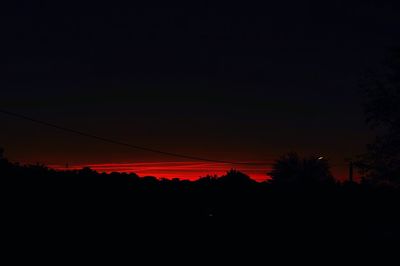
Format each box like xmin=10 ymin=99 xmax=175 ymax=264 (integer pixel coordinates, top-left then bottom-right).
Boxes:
xmin=0 ymin=108 xmax=269 ymax=166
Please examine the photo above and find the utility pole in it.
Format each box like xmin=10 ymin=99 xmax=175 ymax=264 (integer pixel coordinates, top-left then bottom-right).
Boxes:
xmin=349 ymin=160 xmax=354 ymax=182
xmin=345 ymin=157 xmax=354 ymax=183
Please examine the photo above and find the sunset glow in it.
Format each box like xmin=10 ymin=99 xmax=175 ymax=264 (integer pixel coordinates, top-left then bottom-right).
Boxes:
xmin=49 ymin=161 xmax=271 ymax=182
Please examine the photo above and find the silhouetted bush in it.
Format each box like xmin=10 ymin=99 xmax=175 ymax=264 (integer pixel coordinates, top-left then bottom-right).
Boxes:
xmin=268 ymin=153 xmax=334 ymax=188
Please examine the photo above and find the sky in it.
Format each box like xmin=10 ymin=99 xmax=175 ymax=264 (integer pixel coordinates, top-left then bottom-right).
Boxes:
xmin=1 ymin=0 xmax=400 ymax=181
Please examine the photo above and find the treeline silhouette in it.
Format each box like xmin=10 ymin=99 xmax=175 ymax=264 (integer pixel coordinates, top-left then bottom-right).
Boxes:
xmin=2 ymin=150 xmax=399 ymax=259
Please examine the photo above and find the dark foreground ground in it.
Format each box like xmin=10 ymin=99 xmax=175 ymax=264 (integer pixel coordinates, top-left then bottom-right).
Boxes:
xmin=2 ymin=161 xmax=399 ymax=263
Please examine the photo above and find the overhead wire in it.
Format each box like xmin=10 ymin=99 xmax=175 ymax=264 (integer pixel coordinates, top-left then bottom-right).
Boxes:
xmin=0 ymin=108 xmax=270 ymax=166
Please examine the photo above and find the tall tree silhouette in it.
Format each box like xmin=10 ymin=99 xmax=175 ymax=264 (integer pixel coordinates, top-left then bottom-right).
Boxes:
xmin=218 ymin=169 xmax=255 ymax=185
xmin=268 ymin=153 xmax=334 ymax=187
xmin=357 ymin=49 xmax=400 ymax=185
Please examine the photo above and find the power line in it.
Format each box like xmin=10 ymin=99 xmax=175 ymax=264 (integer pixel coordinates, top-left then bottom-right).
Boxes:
xmin=0 ymin=108 xmax=269 ymax=166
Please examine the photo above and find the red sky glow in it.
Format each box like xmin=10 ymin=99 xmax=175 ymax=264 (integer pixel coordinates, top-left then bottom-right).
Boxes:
xmin=49 ymin=161 xmax=271 ymax=182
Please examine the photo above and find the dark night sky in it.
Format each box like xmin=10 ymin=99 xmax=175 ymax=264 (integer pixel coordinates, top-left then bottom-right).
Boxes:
xmin=1 ymin=0 xmax=400 ymax=180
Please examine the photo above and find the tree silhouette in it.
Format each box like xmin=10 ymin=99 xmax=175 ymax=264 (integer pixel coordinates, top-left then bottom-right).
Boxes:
xmin=218 ymin=169 xmax=255 ymax=185
xmin=268 ymin=153 xmax=334 ymax=187
xmin=2 ymin=148 xmax=400 ymax=248
xmin=357 ymin=48 xmax=400 ymax=185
